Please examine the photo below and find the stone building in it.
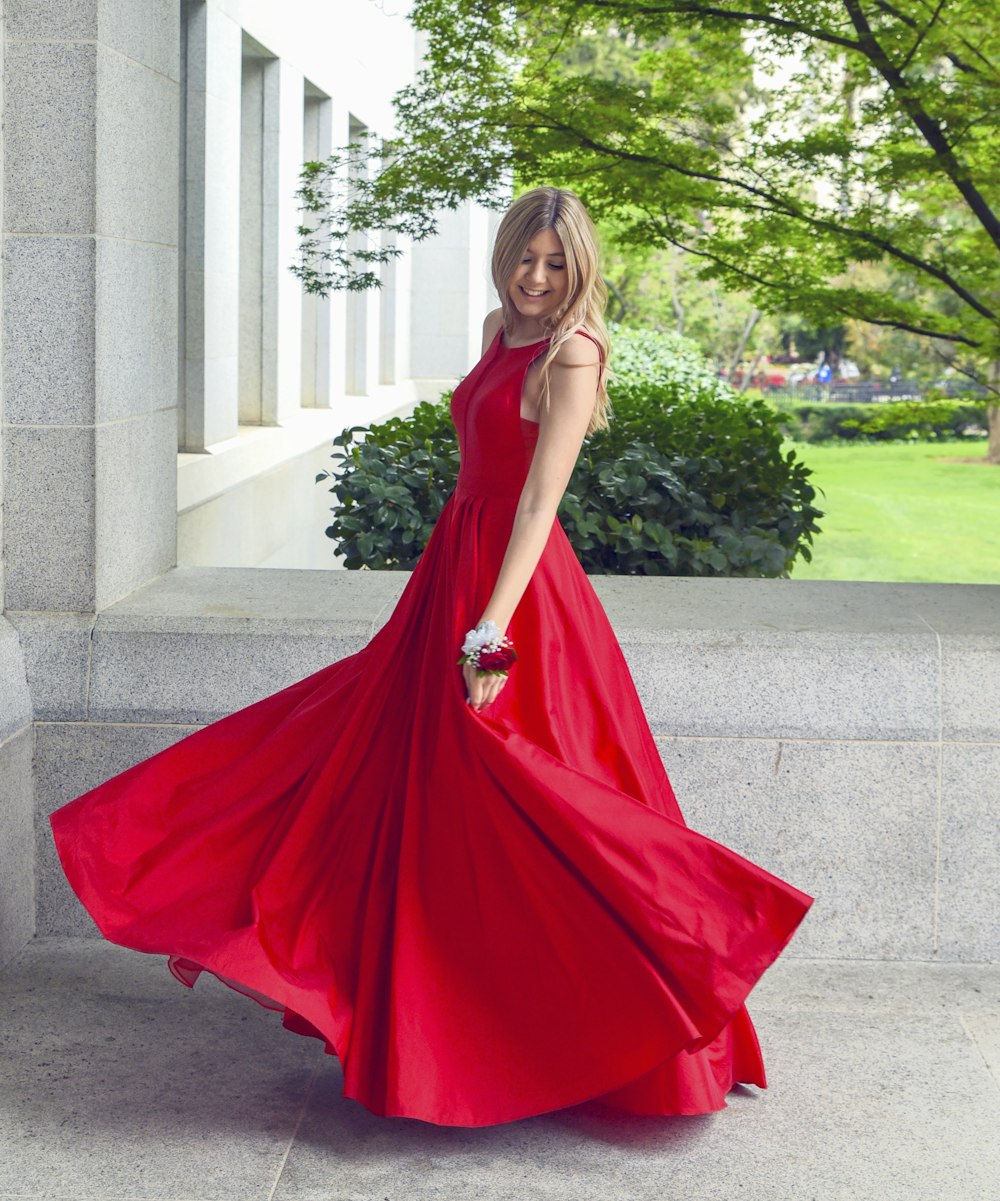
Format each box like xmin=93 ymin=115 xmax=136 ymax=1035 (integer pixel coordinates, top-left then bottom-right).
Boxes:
xmin=0 ymin=0 xmax=499 ymax=956
xmin=1 ymin=0 xmax=997 ymax=984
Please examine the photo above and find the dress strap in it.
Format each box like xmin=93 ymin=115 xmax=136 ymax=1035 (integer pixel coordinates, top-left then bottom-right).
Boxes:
xmin=568 ymin=328 xmax=605 ymax=368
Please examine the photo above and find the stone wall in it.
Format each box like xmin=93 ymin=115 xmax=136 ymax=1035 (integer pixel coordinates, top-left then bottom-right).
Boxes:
xmin=0 ymin=619 xmax=33 ymax=963
xmin=1 ymin=2 xmax=997 ymax=975
xmin=7 ymin=569 xmax=998 ymax=965
xmin=0 ymin=0 xmax=496 ymax=966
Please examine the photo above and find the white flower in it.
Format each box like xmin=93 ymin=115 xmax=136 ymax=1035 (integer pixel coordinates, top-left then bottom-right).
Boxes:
xmin=461 ymin=620 xmax=502 ymax=656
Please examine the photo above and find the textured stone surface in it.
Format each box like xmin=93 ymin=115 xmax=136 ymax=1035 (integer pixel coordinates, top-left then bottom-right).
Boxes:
xmin=0 ymin=620 xmax=32 ymax=743
xmin=2 ymin=424 xmax=97 ymax=612
xmin=0 ymin=938 xmax=317 ymax=1200
xmin=625 ymin=627 xmax=938 ymax=739
xmin=93 ymin=564 xmax=409 ymax=623
xmin=4 ymin=940 xmax=996 ymax=1201
xmin=88 ymin=629 xmax=369 ymax=724
xmin=99 ymin=0 xmax=180 ymax=83
xmin=95 ymin=40 xmax=179 ymax=244
xmin=591 ymin=576 xmax=1000 ymax=636
xmin=4 ymin=612 xmax=94 ymax=722
xmin=750 ymin=955 xmax=1000 ymax=1016
xmin=0 ymin=727 xmax=35 ymax=967
xmin=94 ymin=407 xmax=177 ymax=610
xmin=2 ymin=39 xmax=96 ymax=233
xmin=2 ymin=236 xmax=96 ymax=426
xmin=662 ymin=736 xmax=940 ymax=961
xmin=33 ymin=723 xmax=198 ymax=937
xmin=941 ymin=632 xmax=1000 ymax=743
xmin=0 ymin=624 xmax=34 ymax=963
xmin=95 ymin=239 xmax=178 ymax=423
xmin=85 ymin=567 xmax=405 ymax=721
xmin=2 ymin=402 xmax=177 ymax=622
xmin=3 ymin=0 xmax=97 ymax=39
xmin=938 ymin=742 xmax=1000 ymax=962
xmin=962 ymin=1013 xmax=1000 ymax=1089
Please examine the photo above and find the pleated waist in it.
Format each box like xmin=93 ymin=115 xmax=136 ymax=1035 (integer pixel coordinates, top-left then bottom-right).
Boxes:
xmin=453 ymin=475 xmax=525 ymax=502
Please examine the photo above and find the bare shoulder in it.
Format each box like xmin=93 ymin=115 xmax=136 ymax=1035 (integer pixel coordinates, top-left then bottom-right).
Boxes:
xmin=552 ymin=330 xmax=601 ymax=368
xmin=482 ymin=307 xmax=504 ymax=342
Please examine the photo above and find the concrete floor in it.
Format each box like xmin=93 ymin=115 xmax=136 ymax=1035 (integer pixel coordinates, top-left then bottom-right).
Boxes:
xmin=1 ymin=938 xmax=998 ymax=1201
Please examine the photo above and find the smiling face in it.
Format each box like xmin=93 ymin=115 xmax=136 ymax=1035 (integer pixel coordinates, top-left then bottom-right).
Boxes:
xmin=506 ymin=227 xmax=570 ymax=332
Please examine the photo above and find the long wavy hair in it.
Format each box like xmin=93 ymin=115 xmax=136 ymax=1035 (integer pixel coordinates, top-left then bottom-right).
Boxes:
xmin=491 ymin=187 xmax=613 ymax=435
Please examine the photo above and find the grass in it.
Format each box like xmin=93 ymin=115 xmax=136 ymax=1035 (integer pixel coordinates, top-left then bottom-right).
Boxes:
xmin=784 ymin=438 xmax=999 ymax=584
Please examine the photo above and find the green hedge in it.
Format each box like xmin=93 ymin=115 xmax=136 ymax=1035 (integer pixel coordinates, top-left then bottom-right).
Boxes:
xmin=766 ymin=397 xmax=989 ymax=442
xmin=318 ymin=400 xmax=460 ymax=571
xmin=318 ymin=325 xmax=823 ymax=576
xmin=605 ymin=323 xmax=737 ymax=406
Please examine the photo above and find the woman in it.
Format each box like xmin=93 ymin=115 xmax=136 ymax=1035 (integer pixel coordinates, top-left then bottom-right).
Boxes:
xmin=50 ymin=186 xmax=814 ymax=1128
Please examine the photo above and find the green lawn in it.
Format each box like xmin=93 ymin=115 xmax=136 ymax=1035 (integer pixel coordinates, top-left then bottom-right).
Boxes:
xmin=784 ymin=439 xmax=999 ymax=584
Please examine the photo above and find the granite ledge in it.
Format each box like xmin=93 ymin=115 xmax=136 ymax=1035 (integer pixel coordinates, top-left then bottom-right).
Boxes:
xmin=17 ymin=566 xmax=998 ymax=636
xmin=5 ymin=569 xmax=998 ymax=739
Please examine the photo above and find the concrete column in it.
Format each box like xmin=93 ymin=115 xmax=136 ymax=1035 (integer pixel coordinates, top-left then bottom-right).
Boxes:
xmin=239 ymin=42 xmax=268 ymax=425
xmin=390 ymin=233 xmax=414 ymax=385
xmin=301 ymin=88 xmax=334 ymax=408
xmin=344 ymin=117 xmax=370 ymax=398
xmin=240 ymin=45 xmax=303 ymax=427
xmin=181 ymin=0 xmax=241 ymax=449
xmin=325 ymin=106 xmax=350 ymax=409
xmin=1 ymin=0 xmax=179 ymax=612
xmin=267 ymin=57 xmax=305 ymax=424
xmin=409 ymin=202 xmax=498 ymax=388
xmin=0 ymin=620 xmax=33 ymax=965
xmin=379 ymin=234 xmax=399 ymax=386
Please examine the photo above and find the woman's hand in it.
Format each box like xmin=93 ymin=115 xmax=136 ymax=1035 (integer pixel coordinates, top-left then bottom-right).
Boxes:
xmin=463 ymin=663 xmax=509 ymax=712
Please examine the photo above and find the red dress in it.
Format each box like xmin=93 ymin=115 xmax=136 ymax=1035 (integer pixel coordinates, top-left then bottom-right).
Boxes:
xmin=50 ymin=327 xmax=814 ymax=1127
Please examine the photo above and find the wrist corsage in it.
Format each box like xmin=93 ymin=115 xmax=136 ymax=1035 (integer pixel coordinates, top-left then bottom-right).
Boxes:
xmin=457 ymin=619 xmax=518 ymax=677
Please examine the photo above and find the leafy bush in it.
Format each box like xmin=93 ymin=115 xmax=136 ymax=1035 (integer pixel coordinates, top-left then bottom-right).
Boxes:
xmin=570 ymin=400 xmax=821 ymax=576
xmin=317 ymin=398 xmax=458 ymax=570
xmin=318 ymin=325 xmax=823 ymax=576
xmin=767 ymin=396 xmax=988 ymax=442
xmin=605 ymin=323 xmax=736 ymax=407
xmin=839 ymin=398 xmax=989 ymax=440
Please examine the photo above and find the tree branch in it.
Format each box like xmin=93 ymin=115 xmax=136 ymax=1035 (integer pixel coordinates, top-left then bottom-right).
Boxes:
xmin=843 ymin=0 xmax=1000 ymax=254
xmin=897 ymin=0 xmax=944 ymax=74
xmin=582 ymin=1 xmax=863 ymax=52
xmin=929 ymin=344 xmax=1000 ymax=399
xmin=649 ymin=222 xmax=984 ymax=347
xmin=871 ymin=0 xmax=988 ymax=75
xmin=513 ymin=109 xmax=998 ymax=321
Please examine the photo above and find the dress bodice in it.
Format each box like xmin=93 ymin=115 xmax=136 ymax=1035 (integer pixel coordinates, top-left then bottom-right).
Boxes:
xmin=450 ymin=328 xmax=547 ymax=501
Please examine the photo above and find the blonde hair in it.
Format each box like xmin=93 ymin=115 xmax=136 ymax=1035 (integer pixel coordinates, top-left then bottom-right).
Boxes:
xmin=491 ymin=186 xmax=613 ymax=435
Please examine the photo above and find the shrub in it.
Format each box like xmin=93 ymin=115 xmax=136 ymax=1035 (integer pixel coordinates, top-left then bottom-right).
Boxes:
xmin=839 ymin=398 xmax=989 ymax=440
xmin=571 ymin=401 xmax=821 ymax=576
xmin=605 ymin=323 xmax=736 ymax=408
xmin=317 ymin=398 xmax=458 ymax=570
xmin=766 ymin=396 xmax=988 ymax=442
xmin=318 ymin=325 xmax=823 ymax=576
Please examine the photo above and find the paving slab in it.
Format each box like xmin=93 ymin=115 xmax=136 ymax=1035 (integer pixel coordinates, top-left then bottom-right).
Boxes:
xmin=0 ymin=939 xmax=317 ymax=1201
xmin=1 ymin=939 xmax=998 ymax=1201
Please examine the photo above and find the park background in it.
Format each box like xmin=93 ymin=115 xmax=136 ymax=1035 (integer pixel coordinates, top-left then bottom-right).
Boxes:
xmin=0 ymin=3 xmax=997 ymax=1200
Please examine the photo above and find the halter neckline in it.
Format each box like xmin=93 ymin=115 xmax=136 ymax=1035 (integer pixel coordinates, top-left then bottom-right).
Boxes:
xmin=498 ymin=329 xmax=551 ymax=351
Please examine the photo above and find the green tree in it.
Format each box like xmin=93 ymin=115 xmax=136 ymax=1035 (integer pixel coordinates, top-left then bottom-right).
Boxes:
xmin=293 ymin=0 xmax=1000 ymax=458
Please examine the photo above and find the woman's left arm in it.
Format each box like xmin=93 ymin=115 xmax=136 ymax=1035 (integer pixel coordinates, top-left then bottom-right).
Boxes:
xmin=476 ymin=334 xmax=601 ymax=633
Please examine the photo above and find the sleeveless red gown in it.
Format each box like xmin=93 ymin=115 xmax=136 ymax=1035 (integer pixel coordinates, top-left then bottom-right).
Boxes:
xmin=50 ymin=327 xmax=814 ymax=1127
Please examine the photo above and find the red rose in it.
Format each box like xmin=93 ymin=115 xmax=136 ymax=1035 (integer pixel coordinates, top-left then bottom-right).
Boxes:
xmin=477 ymin=648 xmax=517 ymax=672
